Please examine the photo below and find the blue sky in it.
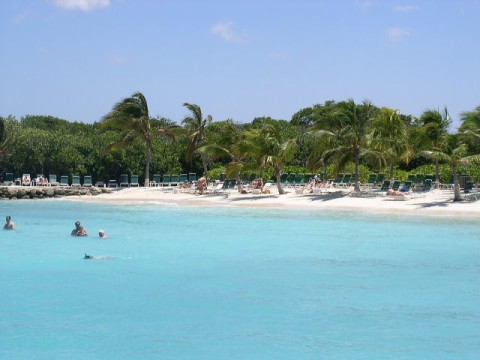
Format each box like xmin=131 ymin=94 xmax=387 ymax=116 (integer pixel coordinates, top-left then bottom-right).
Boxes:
xmin=1 ymin=0 xmax=479 ymax=130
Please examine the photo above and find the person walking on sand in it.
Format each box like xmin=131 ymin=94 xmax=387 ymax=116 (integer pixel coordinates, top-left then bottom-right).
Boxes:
xmin=71 ymin=221 xmax=88 ymax=237
xmin=4 ymin=216 xmax=15 ymax=230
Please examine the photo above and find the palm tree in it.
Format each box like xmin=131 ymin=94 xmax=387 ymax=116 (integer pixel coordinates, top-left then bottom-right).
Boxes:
xmin=246 ymin=120 xmax=297 ymax=195
xmin=422 ymin=135 xmax=480 ymax=201
xmin=197 ymin=121 xmax=251 ymax=192
xmin=101 ymin=92 xmax=153 ymax=186
xmin=309 ymin=99 xmax=383 ymax=192
xmin=370 ymin=107 xmax=412 ymax=181
xmin=182 ymin=103 xmax=212 ymax=178
xmin=419 ymin=108 xmax=451 ymax=187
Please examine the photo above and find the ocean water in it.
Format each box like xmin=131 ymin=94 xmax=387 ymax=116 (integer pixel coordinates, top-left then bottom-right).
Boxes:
xmin=0 ymin=199 xmax=479 ymax=359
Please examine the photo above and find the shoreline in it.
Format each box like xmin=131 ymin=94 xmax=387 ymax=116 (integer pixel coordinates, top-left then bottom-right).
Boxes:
xmin=63 ymin=186 xmax=480 ymax=218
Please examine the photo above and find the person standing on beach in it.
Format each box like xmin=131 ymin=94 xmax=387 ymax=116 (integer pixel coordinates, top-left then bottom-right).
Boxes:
xmin=71 ymin=221 xmax=88 ymax=237
xmin=4 ymin=216 xmax=15 ymax=230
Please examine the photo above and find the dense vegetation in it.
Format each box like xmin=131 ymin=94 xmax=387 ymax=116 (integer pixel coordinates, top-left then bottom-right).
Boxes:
xmin=1 ymin=94 xmax=479 ymax=200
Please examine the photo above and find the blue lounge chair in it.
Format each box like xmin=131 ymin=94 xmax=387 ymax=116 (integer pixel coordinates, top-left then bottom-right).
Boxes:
xmin=151 ymin=174 xmax=161 ymax=187
xmin=49 ymin=174 xmax=59 ymax=186
xmin=120 ymin=174 xmax=129 ymax=187
xmin=71 ymin=176 xmax=81 ymax=187
xmin=188 ymin=173 xmax=197 ymax=183
xmin=130 ymin=175 xmax=139 ymax=187
xmin=3 ymin=172 xmax=14 ymax=185
xmin=162 ymin=174 xmax=171 ymax=187
xmin=60 ymin=176 xmax=69 ymax=186
xmin=83 ymin=176 xmax=93 ymax=187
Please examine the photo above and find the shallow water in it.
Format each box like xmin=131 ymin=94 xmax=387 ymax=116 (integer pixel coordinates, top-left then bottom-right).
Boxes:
xmin=0 ymin=200 xmax=479 ymax=359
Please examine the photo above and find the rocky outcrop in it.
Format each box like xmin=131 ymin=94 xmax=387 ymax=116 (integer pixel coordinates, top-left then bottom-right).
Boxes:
xmin=0 ymin=186 xmax=110 ymax=200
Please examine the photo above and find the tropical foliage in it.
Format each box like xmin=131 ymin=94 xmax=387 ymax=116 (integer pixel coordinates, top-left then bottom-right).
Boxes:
xmin=1 ymin=97 xmax=480 ymax=202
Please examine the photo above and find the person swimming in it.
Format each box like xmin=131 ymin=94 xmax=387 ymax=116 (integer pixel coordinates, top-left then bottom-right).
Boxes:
xmin=71 ymin=221 xmax=88 ymax=237
xmin=83 ymin=253 xmax=111 ymax=260
xmin=4 ymin=216 xmax=15 ymax=230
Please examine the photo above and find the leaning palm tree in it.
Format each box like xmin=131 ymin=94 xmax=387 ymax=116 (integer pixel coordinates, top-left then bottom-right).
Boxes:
xmin=101 ymin=92 xmax=154 ymax=186
xmin=182 ymin=103 xmax=212 ymax=178
xmin=422 ymin=135 xmax=480 ymax=201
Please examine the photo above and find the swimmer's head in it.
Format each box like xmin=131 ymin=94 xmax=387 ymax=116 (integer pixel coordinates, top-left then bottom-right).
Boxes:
xmin=99 ymin=229 xmax=105 ymax=237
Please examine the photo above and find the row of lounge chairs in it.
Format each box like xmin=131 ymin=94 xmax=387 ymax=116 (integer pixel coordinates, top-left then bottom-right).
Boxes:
xmin=149 ymin=173 xmax=197 ymax=187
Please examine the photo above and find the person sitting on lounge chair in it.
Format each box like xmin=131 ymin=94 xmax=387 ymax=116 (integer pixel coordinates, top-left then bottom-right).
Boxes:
xmin=22 ymin=175 xmax=31 ymax=186
xmin=387 ymin=188 xmax=409 ymax=196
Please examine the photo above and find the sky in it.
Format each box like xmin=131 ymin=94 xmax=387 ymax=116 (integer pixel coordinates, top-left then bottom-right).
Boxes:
xmin=1 ymin=0 xmax=479 ymax=130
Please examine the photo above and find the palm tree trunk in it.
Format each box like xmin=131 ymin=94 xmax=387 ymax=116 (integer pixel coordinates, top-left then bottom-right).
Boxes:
xmin=389 ymin=161 xmax=394 ymax=182
xmin=236 ymin=174 xmax=242 ymax=193
xmin=144 ymin=142 xmax=151 ymax=187
xmin=276 ymin=168 xmax=285 ymax=194
xmin=200 ymin=153 xmax=208 ymax=179
xmin=452 ymin=167 xmax=461 ymax=202
xmin=354 ymin=148 xmax=360 ymax=192
xmin=435 ymin=159 xmax=440 ymax=189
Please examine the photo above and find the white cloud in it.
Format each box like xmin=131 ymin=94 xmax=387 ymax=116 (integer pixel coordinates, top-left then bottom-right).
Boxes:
xmin=211 ymin=21 xmax=246 ymax=43
xmin=357 ymin=0 xmax=375 ymax=9
xmin=52 ymin=0 xmax=110 ymax=11
xmin=388 ymin=27 xmax=411 ymax=42
xmin=109 ymin=55 xmax=129 ymax=64
xmin=393 ymin=4 xmax=419 ymax=13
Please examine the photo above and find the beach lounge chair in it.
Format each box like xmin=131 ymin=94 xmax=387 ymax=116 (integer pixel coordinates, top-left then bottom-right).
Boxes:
xmin=170 ymin=174 xmax=180 ymax=186
xmin=188 ymin=173 xmax=197 ymax=183
xmin=366 ymin=174 xmax=377 ymax=187
xmin=392 ymin=180 xmax=401 ymax=190
xmin=162 ymin=174 xmax=171 ymax=187
xmin=150 ymin=174 xmax=161 ymax=187
xmin=219 ymin=173 xmax=227 ymax=182
xmin=120 ymin=174 xmax=129 ymax=187
xmin=71 ymin=176 xmax=81 ymax=187
xmin=464 ymin=181 xmax=474 ymax=193
xmin=380 ymin=180 xmax=391 ymax=191
xmin=423 ymin=178 xmax=433 ymax=191
xmin=83 ymin=176 xmax=93 ymax=187
xmin=22 ymin=174 xmax=31 ymax=186
xmin=60 ymin=176 xmax=69 ymax=186
xmin=375 ymin=174 xmax=385 ymax=187
xmin=280 ymin=173 xmax=289 ymax=187
xmin=130 ymin=175 xmax=139 ymax=187
xmin=3 ymin=172 xmax=14 ymax=185
xmin=49 ymin=174 xmax=59 ymax=186
xmin=339 ymin=174 xmax=352 ymax=186
xmin=108 ymin=180 xmax=118 ymax=188
xmin=179 ymin=174 xmax=188 ymax=184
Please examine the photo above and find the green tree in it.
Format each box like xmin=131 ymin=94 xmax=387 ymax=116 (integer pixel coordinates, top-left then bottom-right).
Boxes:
xmin=309 ymin=99 xmax=382 ymax=192
xmin=246 ymin=119 xmax=297 ymax=194
xmin=371 ymin=107 xmax=412 ymax=181
xmin=418 ymin=108 xmax=451 ymax=187
xmin=101 ymin=92 xmax=154 ymax=186
xmin=182 ymin=103 xmax=212 ymax=177
xmin=422 ymin=135 xmax=480 ymax=201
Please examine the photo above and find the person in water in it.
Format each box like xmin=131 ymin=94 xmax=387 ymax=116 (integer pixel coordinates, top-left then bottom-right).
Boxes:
xmin=98 ymin=229 xmax=108 ymax=238
xmin=84 ymin=253 xmax=111 ymax=260
xmin=71 ymin=221 xmax=88 ymax=237
xmin=4 ymin=216 xmax=15 ymax=230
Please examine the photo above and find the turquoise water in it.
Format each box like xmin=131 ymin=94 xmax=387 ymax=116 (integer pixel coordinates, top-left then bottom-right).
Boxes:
xmin=0 ymin=200 xmax=479 ymax=359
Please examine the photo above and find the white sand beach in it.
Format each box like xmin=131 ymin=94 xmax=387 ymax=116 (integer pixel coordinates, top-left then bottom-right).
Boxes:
xmin=69 ymin=186 xmax=480 ymax=218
